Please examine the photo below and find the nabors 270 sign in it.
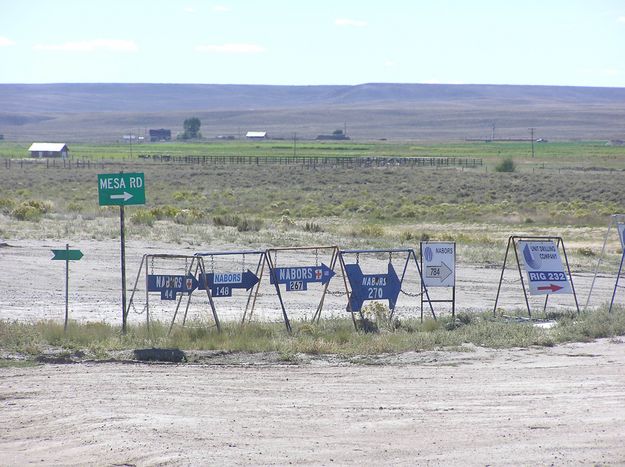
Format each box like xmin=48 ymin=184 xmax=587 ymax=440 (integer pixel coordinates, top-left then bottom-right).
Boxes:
xmin=518 ymin=241 xmax=572 ymax=295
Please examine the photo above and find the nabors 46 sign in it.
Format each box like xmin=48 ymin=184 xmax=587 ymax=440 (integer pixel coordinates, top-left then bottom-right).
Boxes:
xmin=518 ymin=241 xmax=572 ymax=295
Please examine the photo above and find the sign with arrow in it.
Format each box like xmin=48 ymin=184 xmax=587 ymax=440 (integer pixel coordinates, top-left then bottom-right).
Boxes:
xmin=421 ymin=242 xmax=455 ymax=287
xmin=269 ymin=263 xmax=335 ymax=291
xmin=344 ymin=263 xmax=401 ymax=312
xmin=97 ymin=172 xmax=145 ymax=206
xmin=51 ymin=248 xmax=83 ymax=261
xmin=147 ymin=274 xmax=199 ymax=300
xmin=51 ymin=244 xmax=83 ymax=332
xmin=518 ymin=241 xmax=572 ymax=295
xmin=198 ymin=270 xmax=260 ymax=297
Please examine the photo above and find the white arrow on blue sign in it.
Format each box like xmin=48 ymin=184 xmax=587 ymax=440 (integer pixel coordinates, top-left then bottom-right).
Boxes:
xmin=270 ymin=263 xmax=335 ymax=291
xmin=344 ymin=263 xmax=401 ymax=312
xmin=147 ymin=274 xmax=199 ymax=300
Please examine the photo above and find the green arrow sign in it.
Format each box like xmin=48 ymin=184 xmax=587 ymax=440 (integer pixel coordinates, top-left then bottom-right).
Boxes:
xmin=97 ymin=172 xmax=145 ymax=206
xmin=51 ymin=249 xmax=83 ymax=261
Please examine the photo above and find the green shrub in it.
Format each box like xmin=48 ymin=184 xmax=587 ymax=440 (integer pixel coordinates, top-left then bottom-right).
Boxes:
xmin=358 ymin=224 xmax=385 ymax=237
xmin=577 ymin=247 xmax=595 ymax=257
xmin=236 ymin=217 xmax=263 ymax=232
xmin=0 ymin=197 xmax=16 ymax=214
xmin=172 ymin=191 xmax=195 ymax=202
xmin=130 ymin=209 xmax=156 ymax=226
xmin=174 ymin=208 xmax=204 ymax=225
xmin=10 ymin=200 xmax=52 ymax=221
xmin=150 ymin=205 xmax=181 ymax=220
xmin=212 ymin=214 xmax=240 ymax=227
xmin=495 ymin=158 xmax=516 ymax=172
xmin=303 ymin=221 xmax=323 ymax=232
xmin=212 ymin=214 xmax=262 ymax=231
xmin=66 ymin=202 xmax=84 ymax=213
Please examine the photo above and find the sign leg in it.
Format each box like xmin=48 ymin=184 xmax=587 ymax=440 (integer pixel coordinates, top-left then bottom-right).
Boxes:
xmin=120 ymin=205 xmax=128 ymax=333
xmin=64 ymin=243 xmax=69 ymax=332
xmin=609 ymin=251 xmax=625 ymax=313
xmin=493 ymin=237 xmax=512 ymax=316
xmin=512 ymin=238 xmax=532 ymax=318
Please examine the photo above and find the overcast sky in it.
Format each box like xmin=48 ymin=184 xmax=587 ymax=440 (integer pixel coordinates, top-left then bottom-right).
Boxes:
xmin=1 ymin=0 xmax=624 ymax=87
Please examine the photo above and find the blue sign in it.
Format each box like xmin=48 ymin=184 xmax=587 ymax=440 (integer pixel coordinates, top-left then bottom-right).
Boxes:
xmin=147 ymin=274 xmax=199 ymax=300
xmin=198 ymin=270 xmax=260 ymax=298
xmin=344 ymin=263 xmax=401 ymax=312
xmin=270 ymin=263 xmax=335 ymax=292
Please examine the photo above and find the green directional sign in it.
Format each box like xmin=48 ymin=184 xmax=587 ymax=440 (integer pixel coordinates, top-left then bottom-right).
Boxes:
xmin=97 ymin=172 xmax=145 ymax=206
xmin=51 ymin=249 xmax=83 ymax=261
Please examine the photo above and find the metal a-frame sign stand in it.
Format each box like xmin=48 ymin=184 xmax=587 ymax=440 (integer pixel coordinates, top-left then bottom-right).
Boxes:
xmin=420 ymin=241 xmax=456 ymax=321
xmin=338 ymin=248 xmax=435 ymax=329
xmin=265 ymin=245 xmax=340 ymax=333
xmin=192 ymin=250 xmax=267 ymax=328
xmin=493 ymin=236 xmax=580 ymax=318
xmin=585 ymin=214 xmax=625 ymax=313
xmin=125 ymin=254 xmax=221 ymax=333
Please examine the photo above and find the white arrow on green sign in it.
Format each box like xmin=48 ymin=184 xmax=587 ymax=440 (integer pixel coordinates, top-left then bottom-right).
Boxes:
xmin=98 ymin=172 xmax=145 ymax=206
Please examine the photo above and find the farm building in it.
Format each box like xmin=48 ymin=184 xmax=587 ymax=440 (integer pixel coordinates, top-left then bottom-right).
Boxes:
xmin=149 ymin=128 xmax=172 ymax=142
xmin=28 ymin=143 xmax=69 ymax=158
xmin=246 ymin=131 xmax=267 ymax=140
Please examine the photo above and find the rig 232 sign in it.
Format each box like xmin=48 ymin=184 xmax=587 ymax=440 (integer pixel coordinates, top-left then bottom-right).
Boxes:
xmin=518 ymin=241 xmax=572 ymax=295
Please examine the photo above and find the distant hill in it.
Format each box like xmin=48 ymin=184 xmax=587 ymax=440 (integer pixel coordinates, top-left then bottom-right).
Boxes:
xmin=0 ymin=83 xmax=624 ymax=142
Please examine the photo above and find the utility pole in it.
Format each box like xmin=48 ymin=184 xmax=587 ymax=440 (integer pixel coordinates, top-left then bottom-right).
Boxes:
xmin=293 ymin=132 xmax=297 ymax=157
xmin=529 ymin=127 xmax=535 ymax=158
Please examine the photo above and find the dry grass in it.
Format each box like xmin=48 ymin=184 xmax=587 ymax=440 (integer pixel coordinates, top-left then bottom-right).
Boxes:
xmin=1 ymin=309 xmax=624 ymax=361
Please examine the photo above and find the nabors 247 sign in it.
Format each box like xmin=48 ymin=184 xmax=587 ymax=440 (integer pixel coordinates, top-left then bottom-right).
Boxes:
xmin=518 ymin=241 xmax=572 ymax=295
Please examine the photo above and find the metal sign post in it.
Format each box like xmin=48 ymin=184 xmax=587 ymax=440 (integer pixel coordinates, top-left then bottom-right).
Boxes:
xmin=608 ymin=249 xmax=625 ymax=313
xmin=338 ymin=248 xmax=435 ymax=328
xmin=194 ymin=250 xmax=267 ymax=327
xmin=51 ymin=244 xmax=84 ymax=332
xmin=126 ymin=254 xmax=223 ymax=334
xmin=265 ymin=246 xmax=340 ymax=332
xmin=493 ymin=236 xmax=579 ymax=317
xmin=98 ymin=172 xmax=146 ymax=333
xmin=420 ymin=241 xmax=456 ymax=320
xmin=585 ymin=214 xmax=625 ymax=312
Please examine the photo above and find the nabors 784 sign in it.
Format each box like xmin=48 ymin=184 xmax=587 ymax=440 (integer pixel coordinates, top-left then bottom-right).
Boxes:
xmin=518 ymin=241 xmax=572 ymax=295
xmin=98 ymin=172 xmax=145 ymax=206
xmin=421 ymin=242 xmax=455 ymax=287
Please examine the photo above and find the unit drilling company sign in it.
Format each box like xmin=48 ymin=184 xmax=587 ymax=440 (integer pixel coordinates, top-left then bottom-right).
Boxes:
xmin=518 ymin=241 xmax=572 ymax=295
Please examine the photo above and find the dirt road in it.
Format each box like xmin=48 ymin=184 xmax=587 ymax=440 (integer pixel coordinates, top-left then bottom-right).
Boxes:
xmin=2 ymin=339 xmax=625 ymax=465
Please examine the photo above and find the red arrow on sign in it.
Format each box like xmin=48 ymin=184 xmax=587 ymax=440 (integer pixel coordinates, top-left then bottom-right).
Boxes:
xmin=537 ymin=284 xmax=563 ymax=292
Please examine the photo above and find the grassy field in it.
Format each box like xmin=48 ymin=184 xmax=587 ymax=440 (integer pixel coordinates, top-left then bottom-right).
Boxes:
xmin=1 ymin=140 xmax=624 ymax=257
xmin=1 ymin=139 xmax=624 ymax=169
xmin=1 ymin=144 xmax=624 ymax=226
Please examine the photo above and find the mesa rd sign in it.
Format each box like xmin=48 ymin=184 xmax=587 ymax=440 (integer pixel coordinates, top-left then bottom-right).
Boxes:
xmin=97 ymin=172 xmax=145 ymax=206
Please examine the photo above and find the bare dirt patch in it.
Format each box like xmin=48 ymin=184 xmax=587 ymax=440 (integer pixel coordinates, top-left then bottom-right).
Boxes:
xmin=1 ymin=339 xmax=624 ymax=465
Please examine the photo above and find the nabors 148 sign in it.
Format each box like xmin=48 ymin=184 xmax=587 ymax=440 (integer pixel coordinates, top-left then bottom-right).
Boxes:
xmin=518 ymin=241 xmax=572 ymax=295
